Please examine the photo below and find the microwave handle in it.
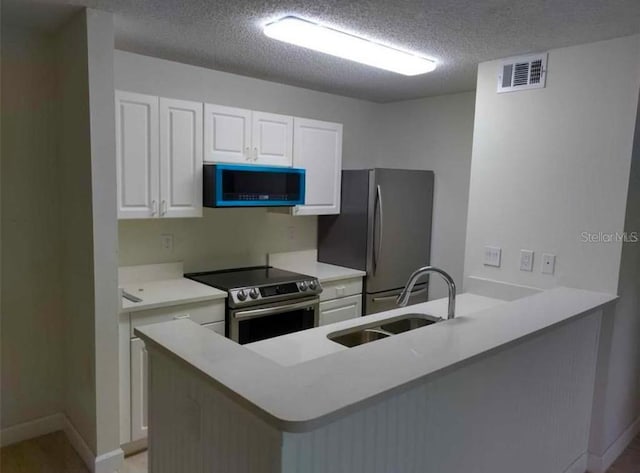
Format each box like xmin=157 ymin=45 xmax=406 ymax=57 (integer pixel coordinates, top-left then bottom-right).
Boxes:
xmin=233 ymin=299 xmax=317 ymax=321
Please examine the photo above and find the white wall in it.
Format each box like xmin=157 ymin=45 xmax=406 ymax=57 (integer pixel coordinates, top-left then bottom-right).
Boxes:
xmin=373 ymin=92 xmax=475 ymax=298
xmin=463 ymin=34 xmax=640 ymax=470
xmin=1 ymin=26 xmax=64 ymax=429
xmin=464 ymin=35 xmax=640 ymax=294
xmin=86 ymin=9 xmax=120 ymax=458
xmin=57 ymin=10 xmax=98 ymax=452
xmin=590 ymin=79 xmax=640 ymax=463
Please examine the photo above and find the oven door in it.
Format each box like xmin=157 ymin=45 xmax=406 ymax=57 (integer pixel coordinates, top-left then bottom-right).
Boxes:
xmin=229 ymin=297 xmax=319 ymax=344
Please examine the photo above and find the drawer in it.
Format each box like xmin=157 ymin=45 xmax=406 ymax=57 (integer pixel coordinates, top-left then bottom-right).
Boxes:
xmin=130 ymin=299 xmax=225 ymax=337
xmin=319 ymin=277 xmax=363 ymax=302
xmin=319 ymin=294 xmax=362 ymax=326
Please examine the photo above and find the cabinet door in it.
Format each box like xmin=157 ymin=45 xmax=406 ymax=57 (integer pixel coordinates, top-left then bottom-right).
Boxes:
xmin=204 ymin=104 xmax=252 ymax=163
xmin=252 ymin=111 xmax=293 ymax=166
xmin=130 ymin=338 xmax=148 ymax=442
xmin=319 ymin=294 xmax=362 ymax=326
xmin=116 ymin=91 xmax=159 ymax=219
xmin=159 ymin=98 xmax=203 ymax=218
xmin=292 ymin=118 xmax=343 ymax=215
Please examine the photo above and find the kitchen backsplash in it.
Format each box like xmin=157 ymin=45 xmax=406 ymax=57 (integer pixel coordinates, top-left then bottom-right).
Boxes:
xmin=118 ymin=208 xmax=317 ymax=272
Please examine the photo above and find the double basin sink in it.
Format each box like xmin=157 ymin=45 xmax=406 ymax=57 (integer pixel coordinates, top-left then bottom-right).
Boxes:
xmin=328 ymin=313 xmax=442 ymax=348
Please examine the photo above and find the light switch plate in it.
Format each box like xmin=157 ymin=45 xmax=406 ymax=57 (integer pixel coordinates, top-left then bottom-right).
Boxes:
xmin=483 ymin=246 xmax=502 ymax=267
xmin=542 ymin=253 xmax=556 ymax=274
xmin=520 ymin=249 xmax=534 ymax=272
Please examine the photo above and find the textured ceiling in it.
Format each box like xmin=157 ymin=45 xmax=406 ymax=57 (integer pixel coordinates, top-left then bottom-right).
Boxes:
xmin=4 ymin=0 xmax=640 ymax=102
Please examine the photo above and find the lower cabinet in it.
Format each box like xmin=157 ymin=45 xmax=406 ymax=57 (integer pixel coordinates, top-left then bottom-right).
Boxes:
xmin=121 ymin=300 xmax=225 ymax=446
xmin=319 ymin=294 xmax=362 ymax=326
xmin=129 ymin=320 xmax=225 ymax=442
xmin=130 ymin=338 xmax=148 ymax=442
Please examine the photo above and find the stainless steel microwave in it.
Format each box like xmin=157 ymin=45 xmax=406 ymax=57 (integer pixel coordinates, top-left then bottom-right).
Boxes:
xmin=203 ymin=164 xmax=306 ymax=207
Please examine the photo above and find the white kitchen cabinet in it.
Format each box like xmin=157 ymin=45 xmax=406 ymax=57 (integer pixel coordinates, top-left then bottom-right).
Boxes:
xmin=128 ymin=320 xmax=225 ymax=444
xmin=204 ymin=104 xmax=293 ymax=166
xmin=130 ymin=337 xmax=148 ymax=442
xmin=116 ymin=91 xmax=203 ymax=219
xmin=292 ymin=118 xmax=343 ymax=216
xmin=252 ymin=111 xmax=294 ymax=166
xmin=159 ymin=98 xmax=203 ymax=218
xmin=122 ymin=298 xmax=226 ymax=446
xmin=116 ymin=91 xmax=159 ymax=219
xmin=204 ymin=104 xmax=252 ymax=164
xmin=319 ymin=294 xmax=362 ymax=326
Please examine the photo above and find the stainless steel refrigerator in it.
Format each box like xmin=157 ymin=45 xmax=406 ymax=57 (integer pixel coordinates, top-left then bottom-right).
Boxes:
xmin=318 ymin=168 xmax=434 ymax=315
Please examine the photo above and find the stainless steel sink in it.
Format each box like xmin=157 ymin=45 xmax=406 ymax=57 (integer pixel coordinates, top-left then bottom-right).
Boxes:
xmin=327 ymin=313 xmax=442 ymax=347
xmin=328 ymin=328 xmax=392 ymax=348
xmin=380 ymin=314 xmax=440 ymax=334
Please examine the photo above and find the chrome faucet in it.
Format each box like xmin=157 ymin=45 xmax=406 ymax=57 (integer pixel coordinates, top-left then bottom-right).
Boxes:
xmin=396 ymin=266 xmax=456 ymax=319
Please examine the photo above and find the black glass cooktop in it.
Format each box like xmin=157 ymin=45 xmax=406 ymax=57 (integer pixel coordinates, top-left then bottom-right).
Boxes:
xmin=185 ymin=266 xmax=312 ymax=290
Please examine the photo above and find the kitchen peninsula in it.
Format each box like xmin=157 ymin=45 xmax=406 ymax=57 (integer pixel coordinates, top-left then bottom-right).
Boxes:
xmin=136 ymin=287 xmax=616 ymax=473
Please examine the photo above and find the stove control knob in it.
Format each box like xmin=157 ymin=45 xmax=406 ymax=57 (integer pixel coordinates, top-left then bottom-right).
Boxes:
xmin=237 ymin=290 xmax=248 ymax=301
xmin=299 ymin=281 xmax=308 ymax=291
xmin=249 ymin=288 xmax=259 ymax=299
xmin=309 ymin=280 xmax=318 ymax=291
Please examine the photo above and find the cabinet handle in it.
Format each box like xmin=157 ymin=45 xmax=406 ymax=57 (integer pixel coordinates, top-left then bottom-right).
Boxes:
xmin=151 ymin=200 xmax=157 ymax=216
xmin=253 ymin=147 xmax=258 ymax=161
xmin=245 ymin=147 xmax=251 ymax=160
xmin=173 ymin=314 xmax=191 ymax=320
xmin=161 ymin=200 xmax=167 ymax=216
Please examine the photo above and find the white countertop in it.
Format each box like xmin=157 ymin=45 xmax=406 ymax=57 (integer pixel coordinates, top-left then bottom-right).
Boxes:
xmin=268 ymin=250 xmax=366 ymax=283
xmin=135 ymin=287 xmax=617 ymax=433
xmin=120 ymin=278 xmax=227 ymax=313
xmin=246 ymin=293 xmax=504 ymax=366
xmin=119 ymin=262 xmax=226 ymax=313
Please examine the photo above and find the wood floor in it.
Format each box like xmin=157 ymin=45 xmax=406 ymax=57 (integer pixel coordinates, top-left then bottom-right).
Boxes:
xmin=608 ymin=433 xmax=640 ymax=473
xmin=0 ymin=431 xmax=147 ymax=473
xmin=0 ymin=430 xmax=637 ymax=472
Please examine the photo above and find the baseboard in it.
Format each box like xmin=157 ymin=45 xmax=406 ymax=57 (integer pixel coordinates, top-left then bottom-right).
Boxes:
xmin=564 ymin=453 xmax=587 ymax=473
xmin=94 ymin=448 xmax=125 ymax=473
xmin=61 ymin=416 xmax=124 ymax=473
xmin=0 ymin=413 xmax=65 ymax=447
xmin=588 ymin=415 xmax=640 ymax=473
xmin=1 ymin=413 xmax=123 ymax=473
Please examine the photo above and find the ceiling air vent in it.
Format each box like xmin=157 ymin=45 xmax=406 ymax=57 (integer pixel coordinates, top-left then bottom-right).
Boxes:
xmin=497 ymin=53 xmax=548 ymax=93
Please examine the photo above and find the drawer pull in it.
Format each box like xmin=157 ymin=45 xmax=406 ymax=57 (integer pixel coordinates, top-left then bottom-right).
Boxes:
xmin=173 ymin=314 xmax=191 ymax=320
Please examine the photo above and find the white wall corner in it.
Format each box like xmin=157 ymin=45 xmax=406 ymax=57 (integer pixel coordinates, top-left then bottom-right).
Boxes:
xmin=63 ymin=415 xmax=124 ymax=473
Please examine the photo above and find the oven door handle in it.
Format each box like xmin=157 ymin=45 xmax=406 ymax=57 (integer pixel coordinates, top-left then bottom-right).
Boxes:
xmin=233 ymin=299 xmax=318 ymax=321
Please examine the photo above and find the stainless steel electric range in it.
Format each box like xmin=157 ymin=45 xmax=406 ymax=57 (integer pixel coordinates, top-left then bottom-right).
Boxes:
xmin=185 ymin=266 xmax=322 ymax=344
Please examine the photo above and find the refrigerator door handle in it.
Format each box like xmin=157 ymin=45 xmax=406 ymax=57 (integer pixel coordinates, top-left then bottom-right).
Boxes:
xmin=373 ymin=184 xmax=384 ymax=275
xmin=371 ymin=286 xmax=427 ymax=302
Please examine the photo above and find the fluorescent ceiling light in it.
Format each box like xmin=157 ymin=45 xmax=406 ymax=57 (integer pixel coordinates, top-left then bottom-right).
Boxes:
xmin=263 ymin=16 xmax=436 ymax=76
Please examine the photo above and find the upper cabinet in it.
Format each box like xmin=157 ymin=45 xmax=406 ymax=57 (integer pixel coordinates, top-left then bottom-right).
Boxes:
xmin=117 ymin=92 xmax=343 ymax=218
xmin=292 ymin=118 xmax=343 ymax=216
xmin=204 ymin=105 xmax=293 ymax=167
xmin=159 ymin=98 xmax=203 ymax=218
xmin=116 ymin=91 xmax=159 ymax=219
xmin=116 ymin=91 xmax=203 ymax=220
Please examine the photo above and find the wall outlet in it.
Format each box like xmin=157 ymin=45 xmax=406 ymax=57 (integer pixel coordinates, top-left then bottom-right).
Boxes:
xmin=483 ymin=246 xmax=502 ymax=267
xmin=519 ymin=249 xmax=534 ymax=272
xmin=542 ymin=253 xmax=556 ymax=274
xmin=161 ymin=234 xmax=174 ymax=253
